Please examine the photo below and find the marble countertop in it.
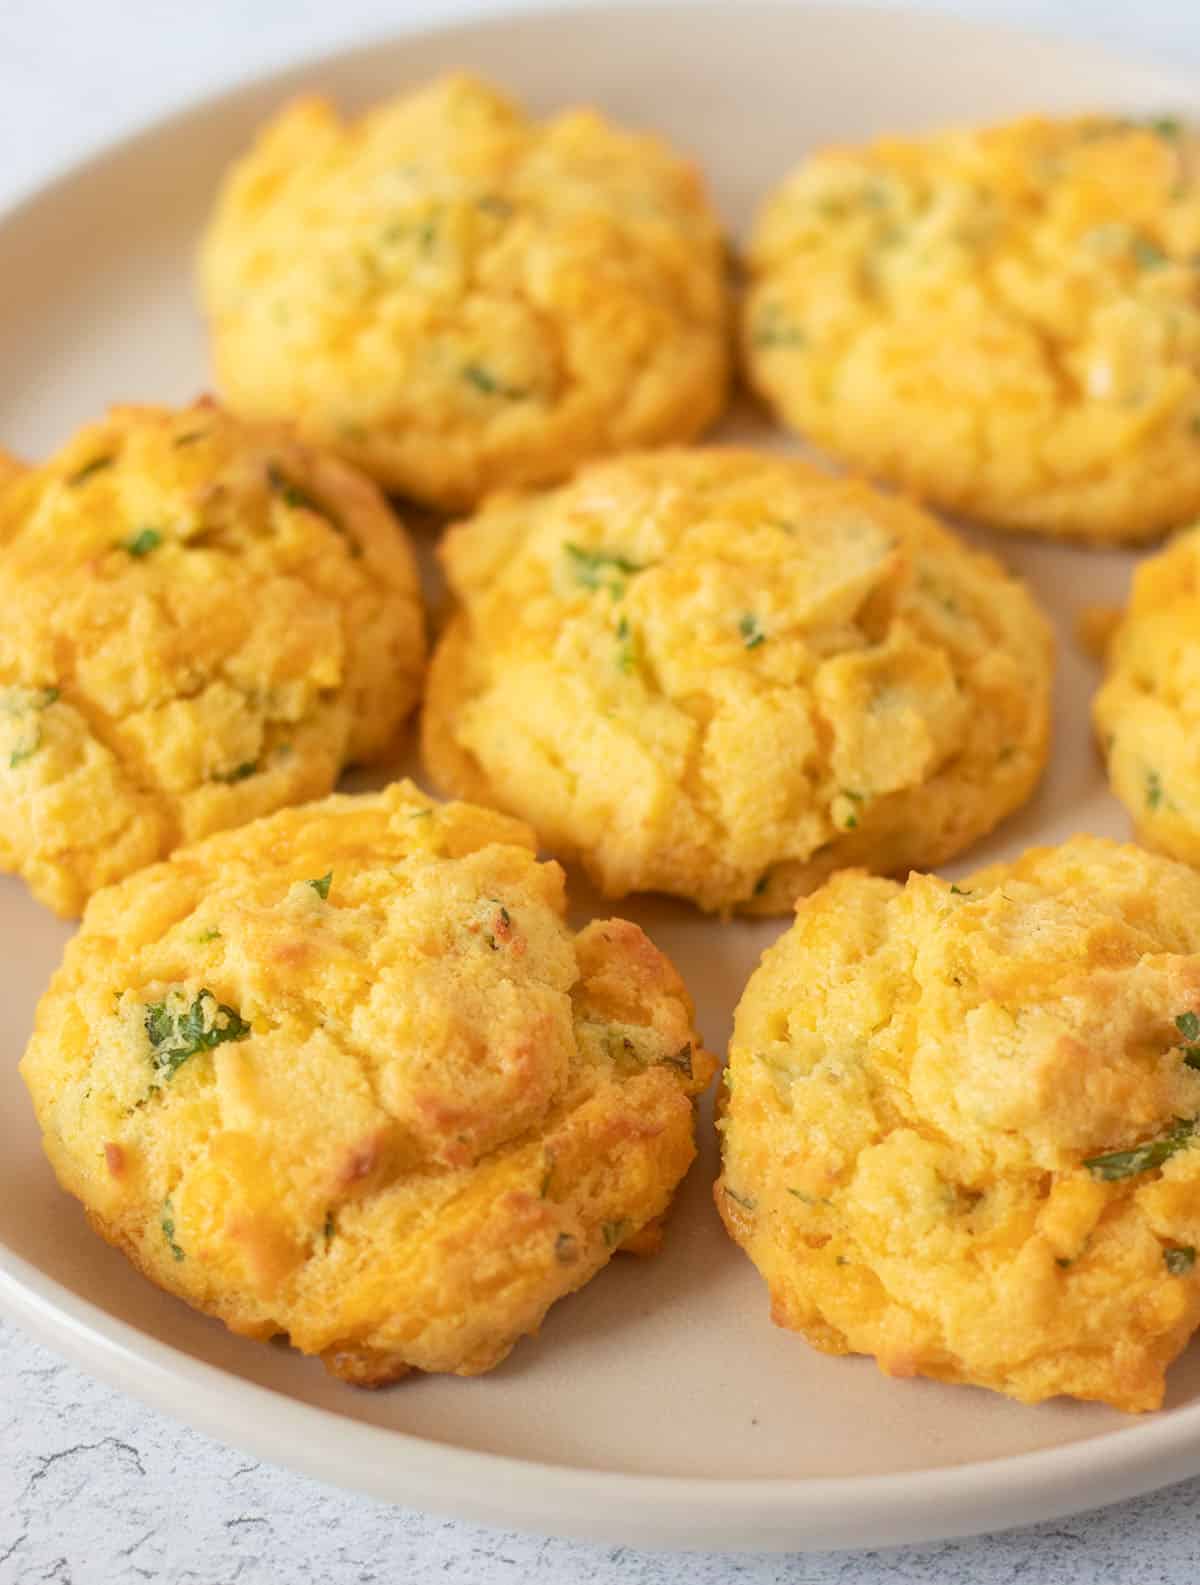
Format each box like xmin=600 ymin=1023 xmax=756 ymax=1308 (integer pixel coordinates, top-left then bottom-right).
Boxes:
xmin=4 ymin=1 xmax=1200 ymax=1579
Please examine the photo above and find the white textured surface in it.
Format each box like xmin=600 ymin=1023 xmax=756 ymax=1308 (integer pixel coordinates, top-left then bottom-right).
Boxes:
xmin=4 ymin=0 xmax=1200 ymax=1578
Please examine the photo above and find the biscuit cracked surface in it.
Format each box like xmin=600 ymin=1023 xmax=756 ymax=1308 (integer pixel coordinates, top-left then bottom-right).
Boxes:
xmin=716 ymin=837 xmax=1200 ymax=1411
xmin=0 ymin=402 xmax=424 ymax=916
xmin=423 ymin=449 xmax=1052 ymax=914
xmin=1094 ymin=525 xmax=1200 ymax=864
xmin=20 ymin=782 xmax=714 ymax=1384
xmin=200 ymin=73 xmax=729 ymax=509
xmin=743 ymin=114 xmax=1200 ymax=543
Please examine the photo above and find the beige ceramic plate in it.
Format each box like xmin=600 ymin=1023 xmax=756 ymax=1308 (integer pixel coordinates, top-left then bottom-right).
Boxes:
xmin=2 ymin=0 xmax=1199 ymax=1553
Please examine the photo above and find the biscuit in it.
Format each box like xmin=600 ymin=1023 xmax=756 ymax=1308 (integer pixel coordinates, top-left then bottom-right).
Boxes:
xmin=200 ymin=73 xmax=729 ymax=510
xmin=20 ymin=781 xmax=715 ymax=1384
xmin=423 ymin=449 xmax=1052 ymax=914
xmin=1094 ymin=524 xmax=1200 ymax=859
xmin=716 ymin=837 xmax=1200 ymax=1411
xmin=743 ymin=114 xmax=1200 ymax=543
xmin=0 ymin=402 xmax=424 ymax=916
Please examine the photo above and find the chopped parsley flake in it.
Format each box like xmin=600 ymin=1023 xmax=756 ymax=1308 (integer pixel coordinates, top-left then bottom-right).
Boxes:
xmin=307 ymin=871 xmax=333 ymax=900
xmin=173 ymin=429 xmax=209 ymax=448
xmin=615 ymin=615 xmax=637 ymax=673
xmin=8 ymin=727 xmax=41 ymax=768
xmin=564 ymin=543 xmax=645 ymax=598
xmin=601 ymin=1219 xmax=629 ymax=1248
xmin=1148 ymin=115 xmax=1183 ymax=138
xmin=266 ymin=463 xmax=343 ymax=533
xmin=660 ymin=1045 xmax=693 ymax=1079
xmin=739 ymin=612 xmax=766 ymax=649
xmin=949 ymin=885 xmax=972 ymax=897
xmin=1132 ymin=235 xmax=1168 ymax=270
xmin=462 ymin=363 xmax=527 ymax=399
xmin=1165 ymin=1246 xmax=1196 ymax=1274
xmin=144 ymin=988 xmax=251 ymax=1081
xmin=555 ymin=1231 xmax=579 ymax=1265
xmin=724 ymin=1186 xmax=757 ymax=1212
xmin=1083 ymin=1118 xmax=1196 ymax=1181
xmin=214 ymin=760 xmax=257 ymax=784
xmin=196 ymin=927 xmax=222 ymax=944
xmin=752 ymin=305 xmax=806 ymax=348
xmin=67 ymin=455 xmax=114 ymax=487
xmin=161 ymin=1198 xmax=185 ymax=1262
xmin=1176 ymin=1012 xmax=1200 ymax=1070
xmin=1147 ymin=769 xmax=1165 ymax=810
xmin=124 ymin=527 xmax=163 ymax=558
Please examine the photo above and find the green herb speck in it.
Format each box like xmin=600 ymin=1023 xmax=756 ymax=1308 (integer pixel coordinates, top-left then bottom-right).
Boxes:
xmin=307 ymin=871 xmax=333 ymax=900
xmin=739 ymin=612 xmax=766 ymax=650
xmin=1147 ymin=769 xmax=1165 ymax=810
xmin=324 ymin=1211 xmax=336 ymax=1244
xmin=196 ymin=927 xmax=222 ymax=944
xmin=564 ymin=542 xmax=645 ymax=597
xmin=67 ymin=455 xmax=114 ymax=487
xmin=144 ymin=988 xmax=251 ymax=1081
xmin=266 ymin=463 xmax=343 ymax=533
xmin=124 ymin=527 xmax=163 ymax=558
xmin=1175 ymin=1012 xmax=1200 ymax=1070
xmin=462 ymin=363 xmax=526 ymax=399
xmin=724 ymin=1186 xmax=757 ymax=1212
xmin=1148 ymin=115 xmax=1183 ymax=138
xmin=215 ymin=760 xmax=257 ymax=784
xmin=555 ymin=1231 xmax=579 ymax=1265
xmin=8 ymin=727 xmax=41 ymax=769
xmin=173 ymin=430 xmax=209 ymax=448
xmin=752 ymin=306 xmax=806 ymax=348
xmin=161 ymin=1199 xmax=185 ymax=1262
xmin=660 ymin=1045 xmax=693 ymax=1079
xmin=1084 ymin=1118 xmax=1196 ymax=1181
xmin=1165 ymin=1245 xmax=1196 ymax=1274
xmin=950 ymin=885 xmax=972 ymax=897
xmin=601 ymin=1219 xmax=629 ymax=1248
xmin=616 ymin=615 xmax=637 ymax=673
xmin=1132 ymin=236 xmax=1168 ymax=269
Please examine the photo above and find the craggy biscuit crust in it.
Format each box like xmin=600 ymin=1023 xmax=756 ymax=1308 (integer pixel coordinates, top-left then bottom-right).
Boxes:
xmin=201 ymin=74 xmax=729 ymax=509
xmin=423 ymin=449 xmax=1052 ymax=914
xmin=21 ymin=782 xmax=714 ymax=1384
xmin=0 ymin=402 xmax=424 ymax=916
xmin=717 ymin=837 xmax=1200 ymax=1411
xmin=744 ymin=115 xmax=1200 ymax=543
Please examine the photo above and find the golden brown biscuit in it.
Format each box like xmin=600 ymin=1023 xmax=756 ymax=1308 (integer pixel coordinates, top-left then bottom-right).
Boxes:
xmin=1094 ymin=524 xmax=1200 ymax=858
xmin=200 ymin=73 xmax=729 ymax=510
xmin=423 ymin=449 xmax=1052 ymax=914
xmin=0 ymin=401 xmax=424 ymax=916
xmin=717 ymin=837 xmax=1200 ymax=1411
xmin=744 ymin=114 xmax=1200 ymax=543
xmin=20 ymin=781 xmax=715 ymax=1384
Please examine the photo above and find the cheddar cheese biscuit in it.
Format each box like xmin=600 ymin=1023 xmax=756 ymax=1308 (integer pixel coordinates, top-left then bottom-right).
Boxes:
xmin=20 ymin=782 xmax=714 ymax=1384
xmin=0 ymin=402 xmax=424 ymax=915
xmin=717 ymin=837 xmax=1200 ymax=1411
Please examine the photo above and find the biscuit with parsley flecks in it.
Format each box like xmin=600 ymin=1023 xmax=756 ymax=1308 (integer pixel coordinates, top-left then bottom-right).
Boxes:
xmin=1094 ymin=524 xmax=1200 ymax=860
xmin=20 ymin=781 xmax=715 ymax=1384
xmin=743 ymin=113 xmax=1200 ymax=543
xmin=422 ymin=449 xmax=1052 ymax=914
xmin=199 ymin=73 xmax=729 ymax=510
xmin=717 ymin=836 xmax=1200 ymax=1412
xmin=0 ymin=401 xmax=424 ymax=916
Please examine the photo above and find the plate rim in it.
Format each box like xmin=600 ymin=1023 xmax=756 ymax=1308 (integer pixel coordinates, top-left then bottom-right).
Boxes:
xmin=5 ymin=0 xmax=1200 ymax=1552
